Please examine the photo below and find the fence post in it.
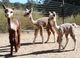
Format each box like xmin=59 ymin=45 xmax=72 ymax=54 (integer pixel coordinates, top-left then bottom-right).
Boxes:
xmin=61 ymin=0 xmax=64 ymax=24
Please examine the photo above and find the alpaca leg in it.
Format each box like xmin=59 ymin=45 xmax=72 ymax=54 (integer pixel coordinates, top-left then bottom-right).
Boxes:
xmin=50 ymin=27 xmax=55 ymax=42
xmin=70 ymin=33 xmax=76 ymax=50
xmin=10 ymin=41 xmax=13 ymax=55
xmin=17 ymin=29 xmax=20 ymax=48
xmin=10 ymin=39 xmax=14 ymax=55
xmin=9 ymin=33 xmax=14 ymax=55
xmin=57 ymin=37 xmax=61 ymax=51
xmin=33 ymin=29 xmax=39 ymax=43
xmin=63 ymin=34 xmax=69 ymax=49
xmin=14 ymin=31 xmax=19 ymax=52
xmin=45 ymin=28 xmax=51 ymax=43
xmin=57 ymin=34 xmax=63 ymax=51
xmin=40 ymin=26 xmax=44 ymax=43
xmin=53 ymin=32 xmax=55 ymax=42
xmin=14 ymin=41 xmax=17 ymax=52
xmin=10 ymin=43 xmax=14 ymax=55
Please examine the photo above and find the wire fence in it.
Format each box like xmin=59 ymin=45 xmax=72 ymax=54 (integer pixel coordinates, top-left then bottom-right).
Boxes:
xmin=34 ymin=0 xmax=80 ymax=24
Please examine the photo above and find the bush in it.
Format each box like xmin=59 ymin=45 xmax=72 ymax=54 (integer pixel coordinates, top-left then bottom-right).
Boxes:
xmin=0 ymin=9 xmax=7 ymax=32
xmin=0 ymin=8 xmax=80 ymax=33
xmin=0 ymin=9 xmax=44 ymax=32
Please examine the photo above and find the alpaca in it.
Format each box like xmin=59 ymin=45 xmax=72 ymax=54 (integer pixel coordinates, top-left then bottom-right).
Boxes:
xmin=24 ymin=8 xmax=57 ymax=43
xmin=45 ymin=11 xmax=58 ymax=43
xmin=57 ymin=23 xmax=76 ymax=51
xmin=2 ymin=4 xmax=20 ymax=55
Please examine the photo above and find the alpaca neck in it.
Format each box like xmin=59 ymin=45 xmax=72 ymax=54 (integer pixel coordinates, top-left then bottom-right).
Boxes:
xmin=7 ymin=18 xmax=11 ymax=27
xmin=54 ymin=14 xmax=57 ymax=21
xmin=53 ymin=14 xmax=59 ymax=32
xmin=54 ymin=14 xmax=58 ymax=27
xmin=29 ymin=14 xmax=36 ymax=24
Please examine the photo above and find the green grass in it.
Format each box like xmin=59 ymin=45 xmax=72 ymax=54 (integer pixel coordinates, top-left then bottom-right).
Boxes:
xmin=0 ymin=9 xmax=80 ymax=32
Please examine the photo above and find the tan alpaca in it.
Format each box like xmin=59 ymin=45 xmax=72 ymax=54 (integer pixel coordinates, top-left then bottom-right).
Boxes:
xmin=45 ymin=11 xmax=58 ymax=43
xmin=24 ymin=8 xmax=57 ymax=43
xmin=2 ymin=4 xmax=20 ymax=55
xmin=57 ymin=23 xmax=76 ymax=51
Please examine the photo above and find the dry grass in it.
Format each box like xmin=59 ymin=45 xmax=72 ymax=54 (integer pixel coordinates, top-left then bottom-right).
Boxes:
xmin=0 ymin=9 xmax=44 ymax=32
xmin=0 ymin=8 xmax=80 ymax=32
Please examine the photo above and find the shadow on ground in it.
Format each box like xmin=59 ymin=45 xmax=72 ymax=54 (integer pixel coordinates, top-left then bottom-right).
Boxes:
xmin=0 ymin=42 xmax=74 ymax=58
xmin=0 ymin=42 xmax=55 ymax=48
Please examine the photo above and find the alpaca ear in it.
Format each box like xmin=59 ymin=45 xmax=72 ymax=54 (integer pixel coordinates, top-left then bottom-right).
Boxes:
xmin=53 ymin=11 xmax=56 ymax=14
xmin=2 ymin=4 xmax=6 ymax=9
xmin=53 ymin=11 xmax=56 ymax=16
xmin=29 ymin=9 xmax=32 ymax=13
xmin=72 ymin=23 xmax=77 ymax=28
xmin=49 ymin=11 xmax=52 ymax=14
xmin=29 ymin=8 xmax=33 ymax=13
xmin=12 ymin=7 xmax=14 ymax=10
xmin=26 ymin=8 xmax=29 ymax=11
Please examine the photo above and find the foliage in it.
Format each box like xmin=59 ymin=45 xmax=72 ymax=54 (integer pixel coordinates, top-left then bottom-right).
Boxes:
xmin=0 ymin=9 xmax=7 ymax=32
xmin=42 ymin=0 xmax=80 ymax=16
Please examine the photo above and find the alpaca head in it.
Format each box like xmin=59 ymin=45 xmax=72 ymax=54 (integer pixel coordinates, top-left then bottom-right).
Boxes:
xmin=72 ymin=23 xmax=78 ymax=28
xmin=24 ymin=8 xmax=32 ymax=17
xmin=2 ymin=4 xmax=14 ymax=18
xmin=48 ymin=11 xmax=56 ymax=19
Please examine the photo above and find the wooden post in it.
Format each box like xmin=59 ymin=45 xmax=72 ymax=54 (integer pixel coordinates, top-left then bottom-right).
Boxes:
xmin=61 ymin=0 xmax=64 ymax=24
xmin=62 ymin=6 xmax=64 ymax=24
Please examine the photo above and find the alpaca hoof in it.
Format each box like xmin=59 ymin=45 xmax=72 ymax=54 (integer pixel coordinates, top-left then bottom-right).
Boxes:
xmin=18 ymin=44 xmax=20 ymax=48
xmin=15 ymin=47 xmax=19 ymax=52
xmin=53 ymin=41 xmax=56 ymax=43
xmin=57 ymin=48 xmax=62 ymax=52
xmin=45 ymin=41 xmax=48 ymax=43
xmin=62 ymin=47 xmax=65 ymax=50
xmin=10 ymin=53 xmax=13 ymax=56
xmin=72 ymin=48 xmax=75 ymax=51
xmin=33 ymin=41 xmax=35 ymax=44
xmin=15 ymin=49 xmax=18 ymax=52
xmin=57 ymin=49 xmax=61 ymax=52
xmin=33 ymin=41 xmax=35 ymax=43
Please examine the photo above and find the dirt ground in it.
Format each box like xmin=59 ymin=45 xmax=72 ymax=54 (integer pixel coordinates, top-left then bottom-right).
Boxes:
xmin=0 ymin=28 xmax=80 ymax=58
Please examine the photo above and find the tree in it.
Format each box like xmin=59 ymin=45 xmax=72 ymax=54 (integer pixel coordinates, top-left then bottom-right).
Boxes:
xmin=43 ymin=0 xmax=80 ymax=16
xmin=2 ymin=0 xmax=10 ymax=7
xmin=14 ymin=2 xmax=22 ymax=9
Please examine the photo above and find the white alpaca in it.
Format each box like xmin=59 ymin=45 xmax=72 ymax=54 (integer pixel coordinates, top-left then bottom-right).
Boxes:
xmin=57 ymin=23 xmax=76 ymax=51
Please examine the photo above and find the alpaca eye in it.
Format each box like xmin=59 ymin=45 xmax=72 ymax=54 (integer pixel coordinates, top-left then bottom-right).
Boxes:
xmin=11 ymin=11 xmax=13 ymax=13
xmin=5 ymin=9 xmax=8 ymax=13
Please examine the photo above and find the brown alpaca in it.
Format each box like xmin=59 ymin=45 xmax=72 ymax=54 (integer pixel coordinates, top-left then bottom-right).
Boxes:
xmin=57 ymin=23 xmax=76 ymax=51
xmin=24 ymin=8 xmax=57 ymax=43
xmin=2 ymin=4 xmax=20 ymax=55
